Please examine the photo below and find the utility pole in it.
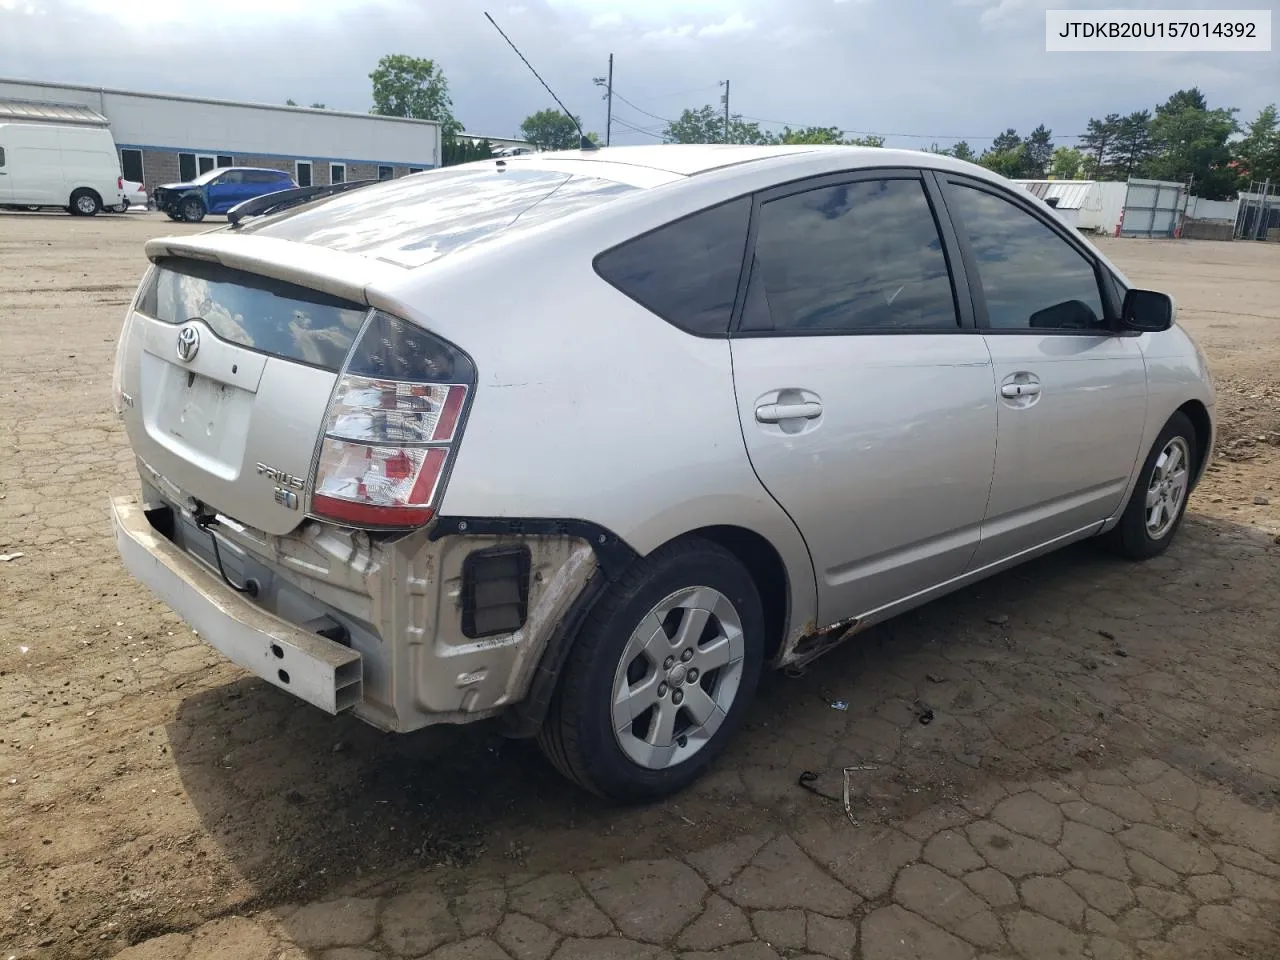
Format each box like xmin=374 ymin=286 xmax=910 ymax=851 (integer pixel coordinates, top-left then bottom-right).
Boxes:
xmin=720 ymin=80 xmax=730 ymax=144
xmin=593 ymin=55 xmax=614 ymax=147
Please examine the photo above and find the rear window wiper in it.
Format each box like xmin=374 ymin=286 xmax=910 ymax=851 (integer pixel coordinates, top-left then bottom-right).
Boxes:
xmin=227 ymin=179 xmax=379 ymax=227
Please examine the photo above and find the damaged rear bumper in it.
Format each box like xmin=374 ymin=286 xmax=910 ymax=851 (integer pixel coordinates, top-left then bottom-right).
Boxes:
xmin=111 ymin=496 xmax=363 ymax=714
xmin=109 ymin=492 xmax=606 ymax=732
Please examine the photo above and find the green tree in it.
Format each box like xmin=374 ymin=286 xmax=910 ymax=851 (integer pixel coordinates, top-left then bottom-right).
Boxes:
xmin=520 ymin=109 xmax=584 ymax=150
xmin=777 ymin=125 xmax=844 ymax=144
xmin=369 ymin=54 xmax=461 ymax=136
xmin=1145 ymin=87 xmax=1239 ymax=199
xmin=980 ymin=146 xmax=1030 ymax=178
xmin=1050 ymin=146 xmax=1085 ymax=179
xmin=662 ymin=105 xmax=774 ymax=145
xmin=441 ymin=136 xmax=498 ymax=167
xmin=991 ymin=128 xmax=1022 ymax=154
xmin=1233 ymin=104 xmax=1280 ymax=184
xmin=844 ymin=134 xmax=885 ymax=147
xmin=1025 ymin=124 xmax=1054 ymax=176
xmin=950 ymin=141 xmax=976 ymax=162
xmin=1079 ymin=113 xmax=1122 ymax=177
xmin=1110 ymin=110 xmax=1154 ymax=179
xmin=980 ymin=130 xmax=1032 ymax=178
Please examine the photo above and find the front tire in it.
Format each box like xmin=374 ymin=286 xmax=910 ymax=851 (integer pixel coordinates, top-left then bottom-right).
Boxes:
xmin=180 ymin=197 xmax=206 ymax=222
xmin=539 ymin=537 xmax=764 ymax=802
xmin=1105 ymin=411 xmax=1197 ymax=560
xmin=69 ymin=189 xmax=101 ymax=216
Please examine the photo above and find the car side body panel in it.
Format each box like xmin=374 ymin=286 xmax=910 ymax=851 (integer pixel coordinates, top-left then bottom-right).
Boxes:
xmin=377 ymin=230 xmax=820 ymax=656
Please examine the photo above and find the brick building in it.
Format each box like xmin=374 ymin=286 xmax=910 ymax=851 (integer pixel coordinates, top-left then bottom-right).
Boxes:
xmin=0 ymin=77 xmax=442 ymax=195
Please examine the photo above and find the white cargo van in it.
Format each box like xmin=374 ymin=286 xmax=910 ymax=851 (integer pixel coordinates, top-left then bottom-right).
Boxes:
xmin=0 ymin=122 xmax=126 ymax=216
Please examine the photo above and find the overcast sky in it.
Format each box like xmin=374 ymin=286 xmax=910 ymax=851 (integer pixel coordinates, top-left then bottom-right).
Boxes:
xmin=0 ymin=0 xmax=1275 ymax=149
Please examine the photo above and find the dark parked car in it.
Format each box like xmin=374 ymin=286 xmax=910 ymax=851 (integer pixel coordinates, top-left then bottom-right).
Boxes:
xmin=153 ymin=166 xmax=297 ymax=222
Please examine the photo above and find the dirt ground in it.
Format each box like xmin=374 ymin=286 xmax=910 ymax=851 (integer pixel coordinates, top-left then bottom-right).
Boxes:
xmin=1 ymin=212 xmax=1278 ymax=960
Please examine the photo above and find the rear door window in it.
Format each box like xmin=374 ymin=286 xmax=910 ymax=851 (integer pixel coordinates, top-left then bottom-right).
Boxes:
xmin=742 ymin=177 xmax=959 ymax=333
xmin=138 ymin=258 xmax=369 ymax=371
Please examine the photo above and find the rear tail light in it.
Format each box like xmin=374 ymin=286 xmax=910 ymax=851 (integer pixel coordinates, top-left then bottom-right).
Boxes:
xmin=118 ymin=175 xmax=124 ymax=190
xmin=310 ymin=311 xmax=475 ymax=529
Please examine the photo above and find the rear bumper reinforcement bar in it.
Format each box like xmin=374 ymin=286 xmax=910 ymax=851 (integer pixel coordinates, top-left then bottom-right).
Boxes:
xmin=111 ymin=496 xmax=362 ymax=714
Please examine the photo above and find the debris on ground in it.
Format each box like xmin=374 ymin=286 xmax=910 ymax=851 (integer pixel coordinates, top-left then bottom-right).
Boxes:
xmin=986 ymin=614 xmax=1009 ymax=626
xmin=912 ymin=699 xmax=935 ymax=725
xmin=0 ymin=553 xmax=24 ymax=562
xmin=926 ymin=673 xmax=947 ymax=684
xmin=830 ymin=700 xmax=849 ymax=711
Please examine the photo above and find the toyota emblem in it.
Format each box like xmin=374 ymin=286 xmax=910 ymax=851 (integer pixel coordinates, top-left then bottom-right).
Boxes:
xmin=176 ymin=326 xmax=200 ymax=362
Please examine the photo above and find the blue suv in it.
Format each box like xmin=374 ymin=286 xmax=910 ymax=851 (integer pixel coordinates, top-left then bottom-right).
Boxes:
xmin=153 ymin=166 xmax=298 ymax=223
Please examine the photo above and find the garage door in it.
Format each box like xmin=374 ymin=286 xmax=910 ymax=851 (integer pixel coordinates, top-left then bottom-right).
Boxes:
xmin=1118 ymin=178 xmax=1186 ymax=238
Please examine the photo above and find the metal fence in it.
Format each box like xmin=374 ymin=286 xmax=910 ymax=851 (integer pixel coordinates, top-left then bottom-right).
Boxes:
xmin=1235 ymin=180 xmax=1280 ymax=241
xmin=1118 ymin=178 xmax=1187 ymax=238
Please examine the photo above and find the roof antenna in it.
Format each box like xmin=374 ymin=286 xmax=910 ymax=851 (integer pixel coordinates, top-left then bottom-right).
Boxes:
xmin=484 ymin=11 xmax=598 ymax=151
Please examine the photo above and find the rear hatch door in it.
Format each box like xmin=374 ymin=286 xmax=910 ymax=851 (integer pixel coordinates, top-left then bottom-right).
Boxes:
xmin=119 ymin=243 xmax=384 ymax=535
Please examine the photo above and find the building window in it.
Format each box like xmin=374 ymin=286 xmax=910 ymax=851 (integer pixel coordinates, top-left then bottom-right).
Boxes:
xmin=408 ymin=167 xmax=424 ymax=174
xmin=216 ymin=155 xmax=234 ymax=168
xmin=330 ymin=163 xmax=346 ymax=184
xmin=296 ymin=160 xmax=312 ymax=188
xmin=179 ymin=153 xmax=197 ymax=181
xmin=120 ymin=149 xmax=144 ymax=183
xmin=378 ymin=165 xmax=394 ymax=181
xmin=197 ymin=155 xmax=216 ymax=175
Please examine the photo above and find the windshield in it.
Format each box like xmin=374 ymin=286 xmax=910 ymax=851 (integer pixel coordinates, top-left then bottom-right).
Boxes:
xmin=240 ymin=166 xmax=640 ymax=268
xmin=188 ymin=167 xmax=231 ymax=185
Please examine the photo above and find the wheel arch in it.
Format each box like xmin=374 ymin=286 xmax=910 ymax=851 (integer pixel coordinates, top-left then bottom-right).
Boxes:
xmin=498 ymin=519 xmax=803 ymax=739
xmin=674 ymin=524 xmax=791 ymax=665
xmin=1176 ymin=399 xmax=1213 ymax=490
xmin=69 ymin=186 xmax=103 ymax=208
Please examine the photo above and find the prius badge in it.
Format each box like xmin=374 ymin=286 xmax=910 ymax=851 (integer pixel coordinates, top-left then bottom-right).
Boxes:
xmin=176 ymin=326 xmax=200 ymax=362
xmin=257 ymin=462 xmax=305 ymax=511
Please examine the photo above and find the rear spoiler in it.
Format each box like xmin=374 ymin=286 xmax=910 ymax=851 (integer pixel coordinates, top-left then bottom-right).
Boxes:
xmin=227 ymin=179 xmax=379 ymax=227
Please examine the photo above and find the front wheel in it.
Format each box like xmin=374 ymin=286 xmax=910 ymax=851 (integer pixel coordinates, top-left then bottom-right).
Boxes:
xmin=1105 ymin=411 xmax=1197 ymax=560
xmin=538 ymin=537 xmax=764 ymax=802
xmin=179 ymin=196 xmax=206 ymax=222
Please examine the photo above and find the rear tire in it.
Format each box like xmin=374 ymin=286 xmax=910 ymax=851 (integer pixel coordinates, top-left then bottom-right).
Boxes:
xmin=179 ymin=197 xmax=206 ymax=222
xmin=69 ymin=189 xmax=101 ymax=216
xmin=1104 ymin=411 xmax=1197 ymax=560
xmin=538 ymin=537 xmax=764 ymax=802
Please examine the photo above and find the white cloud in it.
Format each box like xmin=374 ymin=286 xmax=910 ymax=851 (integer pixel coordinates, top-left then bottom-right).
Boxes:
xmin=588 ymin=10 xmax=623 ymax=28
xmin=1 ymin=0 xmax=1275 ymax=153
xmin=698 ymin=12 xmax=755 ymax=36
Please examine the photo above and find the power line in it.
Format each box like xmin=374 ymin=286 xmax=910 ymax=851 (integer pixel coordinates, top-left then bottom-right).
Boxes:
xmin=735 ymin=114 xmax=1093 ymax=142
xmin=610 ymin=115 xmax=665 ymax=140
xmin=609 ymin=90 xmax=676 ymax=126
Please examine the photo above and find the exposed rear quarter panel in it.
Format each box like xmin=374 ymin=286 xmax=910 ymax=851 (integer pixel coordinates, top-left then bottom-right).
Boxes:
xmin=369 ymin=211 xmax=819 ymax=646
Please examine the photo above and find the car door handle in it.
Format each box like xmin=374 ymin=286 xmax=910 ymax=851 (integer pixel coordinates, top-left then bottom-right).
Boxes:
xmin=1000 ymin=382 xmax=1041 ymax=398
xmin=756 ymin=401 xmax=823 ymax=423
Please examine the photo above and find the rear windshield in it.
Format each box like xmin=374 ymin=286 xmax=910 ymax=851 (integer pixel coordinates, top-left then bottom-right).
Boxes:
xmin=138 ymin=258 xmax=369 ymax=371
xmin=239 ymin=166 xmax=639 ymax=269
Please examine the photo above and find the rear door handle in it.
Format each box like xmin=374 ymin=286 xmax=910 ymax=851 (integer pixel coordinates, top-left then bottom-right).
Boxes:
xmin=756 ymin=401 xmax=823 ymax=423
xmin=1000 ymin=382 xmax=1041 ymax=398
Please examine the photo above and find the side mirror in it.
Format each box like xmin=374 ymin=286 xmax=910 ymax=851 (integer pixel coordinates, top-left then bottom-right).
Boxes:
xmin=1121 ymin=288 xmax=1174 ymax=333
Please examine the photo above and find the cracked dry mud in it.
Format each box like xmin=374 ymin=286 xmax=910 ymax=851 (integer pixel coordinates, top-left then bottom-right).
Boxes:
xmin=2 ymin=216 xmax=1279 ymax=960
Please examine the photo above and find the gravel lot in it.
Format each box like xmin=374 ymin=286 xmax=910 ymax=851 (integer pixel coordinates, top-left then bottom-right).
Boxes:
xmin=2 ymin=212 xmax=1279 ymax=960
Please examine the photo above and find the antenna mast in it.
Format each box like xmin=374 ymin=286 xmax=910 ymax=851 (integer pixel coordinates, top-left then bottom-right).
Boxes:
xmin=485 ymin=11 xmax=597 ymax=150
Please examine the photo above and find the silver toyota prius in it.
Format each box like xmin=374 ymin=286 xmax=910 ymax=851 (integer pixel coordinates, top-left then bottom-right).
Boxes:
xmin=109 ymin=144 xmax=1215 ymax=801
